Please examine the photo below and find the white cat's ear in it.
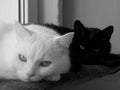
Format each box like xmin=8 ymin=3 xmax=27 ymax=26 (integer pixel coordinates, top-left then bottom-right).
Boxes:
xmin=56 ymin=32 xmax=74 ymax=48
xmin=14 ymin=21 xmax=32 ymax=39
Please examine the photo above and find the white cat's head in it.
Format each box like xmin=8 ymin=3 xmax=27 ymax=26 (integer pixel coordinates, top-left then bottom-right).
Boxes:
xmin=13 ymin=22 xmax=74 ymax=82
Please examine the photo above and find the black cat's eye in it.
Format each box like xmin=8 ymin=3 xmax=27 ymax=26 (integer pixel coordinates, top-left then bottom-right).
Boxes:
xmin=80 ymin=45 xmax=85 ymax=50
xmin=19 ymin=54 xmax=27 ymax=62
xmin=40 ymin=61 xmax=52 ymax=67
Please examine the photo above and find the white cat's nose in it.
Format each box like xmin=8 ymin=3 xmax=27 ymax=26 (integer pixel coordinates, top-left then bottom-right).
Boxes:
xmin=27 ymin=73 xmax=35 ymax=78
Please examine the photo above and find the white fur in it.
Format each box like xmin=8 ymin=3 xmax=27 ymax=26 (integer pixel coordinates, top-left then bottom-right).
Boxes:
xmin=0 ymin=22 xmax=74 ymax=82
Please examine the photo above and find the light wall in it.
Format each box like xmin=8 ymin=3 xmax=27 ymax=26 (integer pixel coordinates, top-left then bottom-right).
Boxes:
xmin=38 ymin=0 xmax=62 ymax=25
xmin=63 ymin=0 xmax=120 ymax=54
xmin=0 ymin=0 xmax=18 ymax=23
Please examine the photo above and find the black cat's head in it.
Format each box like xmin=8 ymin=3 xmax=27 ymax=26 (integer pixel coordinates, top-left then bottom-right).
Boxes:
xmin=73 ymin=20 xmax=113 ymax=60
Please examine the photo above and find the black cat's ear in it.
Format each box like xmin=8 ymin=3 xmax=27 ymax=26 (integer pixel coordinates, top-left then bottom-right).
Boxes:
xmin=103 ymin=26 xmax=113 ymax=40
xmin=73 ymin=20 xmax=89 ymax=41
xmin=98 ymin=26 xmax=113 ymax=41
xmin=104 ymin=25 xmax=113 ymax=33
xmin=74 ymin=20 xmax=85 ymax=30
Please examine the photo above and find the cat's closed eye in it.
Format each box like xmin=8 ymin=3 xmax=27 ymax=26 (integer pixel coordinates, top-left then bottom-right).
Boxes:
xmin=19 ymin=54 xmax=27 ymax=62
xmin=40 ymin=61 xmax=52 ymax=67
xmin=80 ymin=45 xmax=85 ymax=50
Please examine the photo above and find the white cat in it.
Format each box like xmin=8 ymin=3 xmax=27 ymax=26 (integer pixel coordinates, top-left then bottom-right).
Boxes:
xmin=0 ymin=21 xmax=74 ymax=82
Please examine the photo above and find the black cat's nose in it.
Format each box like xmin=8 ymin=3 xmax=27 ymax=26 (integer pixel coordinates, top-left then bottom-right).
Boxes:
xmin=85 ymin=53 xmax=89 ymax=57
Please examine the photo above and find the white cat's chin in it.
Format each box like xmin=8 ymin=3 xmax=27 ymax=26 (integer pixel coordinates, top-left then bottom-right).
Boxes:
xmin=17 ymin=72 xmax=43 ymax=82
xmin=18 ymin=75 xmax=31 ymax=82
xmin=17 ymin=73 xmax=61 ymax=82
xmin=19 ymin=76 xmax=41 ymax=82
xmin=18 ymin=75 xmax=40 ymax=82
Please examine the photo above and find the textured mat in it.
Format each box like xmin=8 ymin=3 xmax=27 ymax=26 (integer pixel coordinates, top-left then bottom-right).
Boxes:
xmin=0 ymin=65 xmax=120 ymax=90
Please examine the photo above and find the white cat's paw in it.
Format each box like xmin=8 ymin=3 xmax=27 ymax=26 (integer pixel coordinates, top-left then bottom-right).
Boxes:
xmin=45 ymin=74 xmax=60 ymax=81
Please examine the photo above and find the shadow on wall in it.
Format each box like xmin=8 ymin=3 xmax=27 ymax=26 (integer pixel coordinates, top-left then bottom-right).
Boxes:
xmin=38 ymin=0 xmax=59 ymax=25
xmin=38 ymin=0 xmax=44 ymax=24
xmin=63 ymin=0 xmax=75 ymax=28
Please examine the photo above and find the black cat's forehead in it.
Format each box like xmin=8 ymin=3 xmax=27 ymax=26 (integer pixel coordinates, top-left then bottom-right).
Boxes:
xmin=87 ymin=28 xmax=100 ymax=39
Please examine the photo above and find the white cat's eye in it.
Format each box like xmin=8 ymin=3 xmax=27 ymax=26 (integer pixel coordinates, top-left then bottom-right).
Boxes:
xmin=19 ymin=54 xmax=27 ymax=62
xmin=80 ymin=45 xmax=85 ymax=50
xmin=40 ymin=61 xmax=52 ymax=67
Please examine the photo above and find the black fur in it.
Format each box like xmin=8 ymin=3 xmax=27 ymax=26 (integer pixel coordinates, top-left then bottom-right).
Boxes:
xmin=70 ymin=20 xmax=120 ymax=72
xmin=44 ymin=24 xmax=74 ymax=34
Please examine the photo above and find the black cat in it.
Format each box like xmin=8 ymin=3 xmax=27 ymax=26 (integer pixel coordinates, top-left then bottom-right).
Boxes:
xmin=70 ymin=20 xmax=120 ymax=72
xmin=71 ymin=20 xmax=113 ymax=63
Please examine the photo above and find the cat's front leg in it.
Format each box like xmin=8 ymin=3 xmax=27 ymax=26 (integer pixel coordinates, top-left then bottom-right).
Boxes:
xmin=45 ymin=74 xmax=61 ymax=81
